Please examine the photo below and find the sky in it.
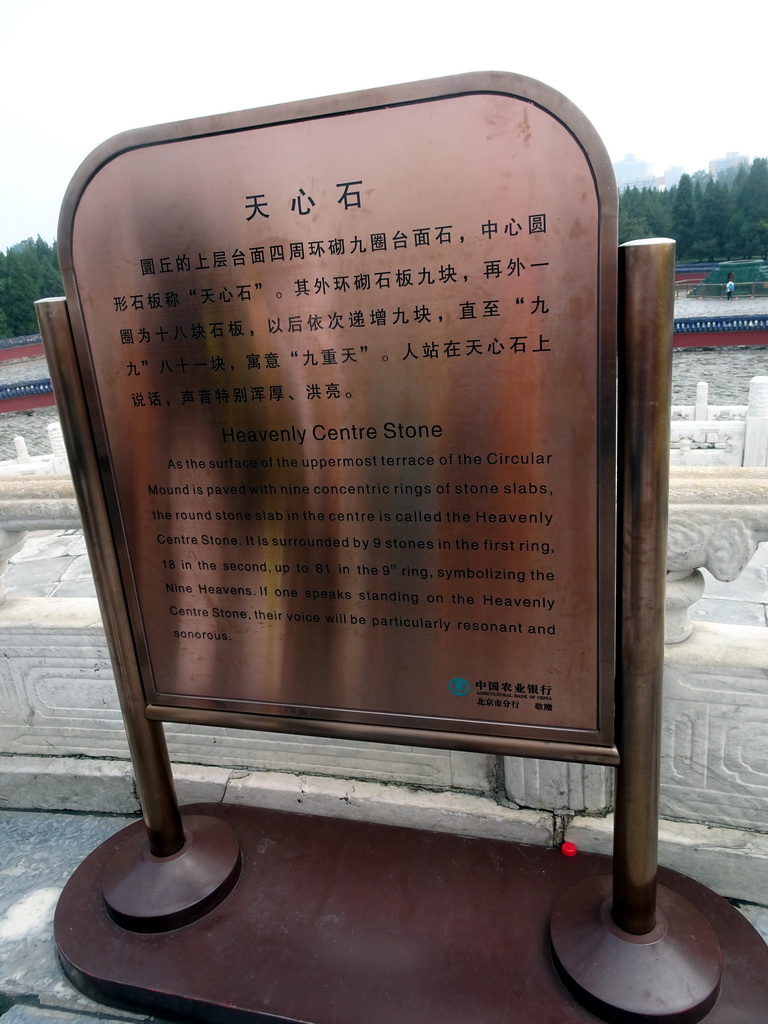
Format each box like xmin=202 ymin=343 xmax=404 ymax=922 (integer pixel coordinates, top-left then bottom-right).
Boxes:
xmin=1 ymin=0 xmax=765 ymax=253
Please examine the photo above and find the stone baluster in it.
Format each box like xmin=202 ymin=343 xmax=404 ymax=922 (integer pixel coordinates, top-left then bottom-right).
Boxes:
xmin=47 ymin=422 xmax=71 ymax=474
xmin=13 ymin=436 xmax=30 ymax=462
xmin=744 ymin=375 xmax=768 ymax=466
xmin=694 ymin=380 xmax=709 ymax=421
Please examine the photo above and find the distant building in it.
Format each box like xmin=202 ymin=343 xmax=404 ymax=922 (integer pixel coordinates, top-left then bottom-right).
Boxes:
xmin=613 ymin=153 xmax=658 ymax=192
xmin=709 ymin=152 xmax=749 ymax=179
xmin=662 ymin=166 xmax=685 ymax=189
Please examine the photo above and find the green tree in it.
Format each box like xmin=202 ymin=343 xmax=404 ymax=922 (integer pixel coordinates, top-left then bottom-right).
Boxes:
xmin=617 ymin=160 xmax=768 ymax=261
xmin=619 ymin=188 xmax=653 ymax=242
xmin=0 ymin=250 xmax=37 ymax=335
xmin=696 ymin=178 xmax=731 ymax=261
xmin=730 ymin=158 xmax=768 ymax=258
xmin=724 ymin=165 xmax=749 ymax=256
xmin=641 ymin=186 xmax=672 ymax=237
xmin=0 ymin=237 xmax=63 ymax=336
xmin=718 ymin=163 xmax=747 ymax=190
xmin=618 ymin=186 xmax=671 ymax=244
xmin=671 ymin=174 xmax=698 ymax=260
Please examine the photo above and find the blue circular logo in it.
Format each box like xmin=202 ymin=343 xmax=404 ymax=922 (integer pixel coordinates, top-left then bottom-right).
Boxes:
xmin=449 ymin=677 xmax=471 ymax=697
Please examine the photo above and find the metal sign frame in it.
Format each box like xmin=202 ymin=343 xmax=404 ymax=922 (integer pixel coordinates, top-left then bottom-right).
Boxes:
xmin=43 ymin=73 xmax=731 ymax=1023
xmin=44 ymin=71 xmax=618 ymax=765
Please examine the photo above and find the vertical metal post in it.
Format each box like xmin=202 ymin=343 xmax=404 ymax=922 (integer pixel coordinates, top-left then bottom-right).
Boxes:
xmin=35 ymin=297 xmax=185 ymax=857
xmin=612 ymin=238 xmax=675 ymax=934
xmin=552 ymin=240 xmax=722 ymax=1020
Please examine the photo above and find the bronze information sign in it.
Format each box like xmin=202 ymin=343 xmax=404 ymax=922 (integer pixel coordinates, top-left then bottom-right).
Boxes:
xmin=56 ymin=73 xmax=617 ymax=755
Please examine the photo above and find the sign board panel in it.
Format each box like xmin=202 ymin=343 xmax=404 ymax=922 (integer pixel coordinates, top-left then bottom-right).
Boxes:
xmin=57 ymin=73 xmax=617 ymax=754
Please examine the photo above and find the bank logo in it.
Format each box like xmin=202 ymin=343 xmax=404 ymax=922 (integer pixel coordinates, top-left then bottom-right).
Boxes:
xmin=449 ymin=677 xmax=470 ymax=697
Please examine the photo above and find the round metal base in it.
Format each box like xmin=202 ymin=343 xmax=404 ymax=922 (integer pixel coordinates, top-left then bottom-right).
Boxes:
xmin=550 ymin=876 xmax=722 ymax=1023
xmin=102 ymin=814 xmax=241 ymax=932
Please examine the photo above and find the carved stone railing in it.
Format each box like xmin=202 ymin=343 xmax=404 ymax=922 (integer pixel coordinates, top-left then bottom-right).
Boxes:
xmin=1 ymin=468 xmax=767 ymax=640
xmin=670 ymin=375 xmax=768 ymax=467
xmin=0 ymin=423 xmax=69 ymax=477
xmin=0 ymin=475 xmax=79 ymax=605
xmin=2 ymin=375 xmax=767 ymax=486
xmin=666 ymin=466 xmax=768 ymax=642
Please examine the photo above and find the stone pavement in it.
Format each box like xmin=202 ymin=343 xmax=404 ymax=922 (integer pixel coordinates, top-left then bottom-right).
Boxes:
xmin=0 ymin=531 xmax=95 ymax=601
xmin=691 ymin=540 xmax=768 ymax=628
xmin=0 ymin=810 xmax=169 ymax=1024
xmin=674 ymin=293 xmax=768 ymax=318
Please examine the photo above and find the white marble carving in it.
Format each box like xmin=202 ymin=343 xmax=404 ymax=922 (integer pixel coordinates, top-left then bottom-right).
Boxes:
xmin=666 ymin=467 xmax=768 ymax=642
xmin=0 ymin=608 xmax=494 ymax=792
xmin=670 ymin=376 xmax=768 ymax=467
xmin=0 ymin=423 xmax=69 ymax=477
xmin=503 ymin=756 xmax=612 ymax=815
xmin=662 ymin=622 xmax=768 ymax=831
xmin=0 ymin=476 xmax=79 ymax=606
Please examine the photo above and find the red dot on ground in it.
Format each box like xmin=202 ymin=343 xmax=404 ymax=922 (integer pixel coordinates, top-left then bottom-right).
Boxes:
xmin=561 ymin=842 xmax=578 ymax=857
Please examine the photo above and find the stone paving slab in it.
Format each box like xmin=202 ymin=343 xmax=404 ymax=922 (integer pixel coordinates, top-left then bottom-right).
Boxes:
xmin=0 ymin=1006 xmax=157 ymax=1024
xmin=2 ymin=533 xmax=95 ymax=600
xmin=733 ymin=902 xmax=768 ymax=944
xmin=0 ymin=357 xmax=49 ymax=387
xmin=0 ymin=558 xmax=80 ymax=596
xmin=0 ymin=811 xmax=169 ymax=1023
xmin=699 ymin=563 xmax=768 ymax=603
xmin=675 ymin=295 xmax=768 ymax=317
xmin=687 ymin=559 xmax=768 ymax=627
xmin=50 ymin=575 xmax=97 ymax=600
xmin=690 ymin=595 xmax=768 ymax=627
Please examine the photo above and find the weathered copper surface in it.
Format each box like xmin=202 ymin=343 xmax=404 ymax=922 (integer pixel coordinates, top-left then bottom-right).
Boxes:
xmin=57 ymin=73 xmax=617 ymax=749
